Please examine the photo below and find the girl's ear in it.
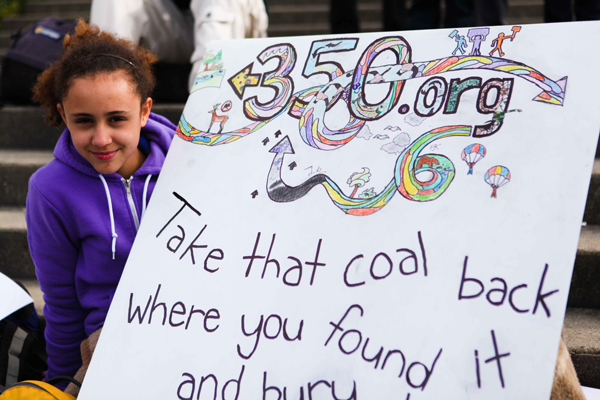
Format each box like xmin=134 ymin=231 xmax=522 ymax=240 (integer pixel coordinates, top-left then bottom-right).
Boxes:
xmin=57 ymin=103 xmax=67 ymax=124
xmin=140 ymin=97 xmax=153 ymax=127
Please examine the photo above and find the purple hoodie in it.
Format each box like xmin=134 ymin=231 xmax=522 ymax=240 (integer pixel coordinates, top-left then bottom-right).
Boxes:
xmin=26 ymin=113 xmax=175 ymax=384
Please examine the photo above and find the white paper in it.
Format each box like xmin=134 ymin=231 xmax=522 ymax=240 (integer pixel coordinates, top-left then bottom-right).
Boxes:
xmin=0 ymin=272 xmax=33 ymax=321
xmin=81 ymin=21 xmax=600 ymax=399
xmin=583 ymin=386 xmax=600 ymax=399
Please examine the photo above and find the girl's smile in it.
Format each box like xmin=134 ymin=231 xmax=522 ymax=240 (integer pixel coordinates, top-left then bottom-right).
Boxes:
xmin=91 ymin=150 xmax=118 ymax=160
xmin=57 ymin=70 xmax=152 ymax=178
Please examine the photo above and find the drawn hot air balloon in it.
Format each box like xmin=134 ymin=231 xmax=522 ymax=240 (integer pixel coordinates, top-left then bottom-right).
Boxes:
xmin=461 ymin=143 xmax=487 ymax=175
xmin=484 ymin=166 xmax=511 ymax=198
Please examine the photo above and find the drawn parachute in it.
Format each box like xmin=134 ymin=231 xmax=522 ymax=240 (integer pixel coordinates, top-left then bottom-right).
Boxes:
xmin=461 ymin=144 xmax=487 ymax=175
xmin=484 ymin=166 xmax=511 ymax=198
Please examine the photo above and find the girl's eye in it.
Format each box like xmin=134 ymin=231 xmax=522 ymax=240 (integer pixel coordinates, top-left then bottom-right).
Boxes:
xmin=110 ymin=116 xmax=126 ymax=123
xmin=76 ymin=118 xmax=92 ymax=124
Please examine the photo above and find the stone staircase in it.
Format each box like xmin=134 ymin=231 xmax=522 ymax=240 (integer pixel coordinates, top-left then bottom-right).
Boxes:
xmin=1 ymin=0 xmax=599 ymax=391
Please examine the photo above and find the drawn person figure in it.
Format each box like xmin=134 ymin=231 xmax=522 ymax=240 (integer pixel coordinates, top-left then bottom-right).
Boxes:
xmin=452 ymin=33 xmax=468 ymax=55
xmin=469 ymin=35 xmax=484 ymax=55
xmin=27 ymin=21 xmax=175 ymax=391
xmin=467 ymin=27 xmax=490 ymax=55
xmin=489 ymin=26 xmax=521 ymax=57
xmin=489 ymin=33 xmax=511 ymax=57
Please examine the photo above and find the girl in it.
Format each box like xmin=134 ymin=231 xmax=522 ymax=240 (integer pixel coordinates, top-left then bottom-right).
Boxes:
xmin=26 ymin=21 xmax=175 ymax=387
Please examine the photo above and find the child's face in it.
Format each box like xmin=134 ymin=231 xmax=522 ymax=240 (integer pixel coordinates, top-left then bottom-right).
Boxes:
xmin=57 ymin=70 xmax=152 ymax=178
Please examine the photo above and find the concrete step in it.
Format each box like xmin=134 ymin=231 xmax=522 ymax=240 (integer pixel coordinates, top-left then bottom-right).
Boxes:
xmin=509 ymin=0 xmax=543 ymax=4
xmin=0 ymin=150 xmax=53 ymax=207
xmin=0 ymin=106 xmax=62 ymax=150
xmin=268 ymin=22 xmax=330 ymax=37
xmin=1 ymin=12 xmax=88 ymax=32
xmin=1 ymin=205 xmax=599 ymax=308
xmin=0 ymin=31 xmax=14 ymax=49
xmin=567 ymin=225 xmax=600 ymax=309
xmin=506 ymin=15 xmax=544 ymax=24
xmin=24 ymin=0 xmax=91 ymax=15
xmin=19 ymin=278 xmax=44 ymax=317
xmin=506 ymin=1 xmax=544 ymax=20
xmin=267 ymin=3 xmax=381 ymax=26
xmin=0 ymin=207 xmax=34 ymax=280
xmin=564 ymin=307 xmax=600 ymax=388
xmin=583 ymin=159 xmax=600 ymax=225
xmin=268 ymin=0 xmax=331 ymax=5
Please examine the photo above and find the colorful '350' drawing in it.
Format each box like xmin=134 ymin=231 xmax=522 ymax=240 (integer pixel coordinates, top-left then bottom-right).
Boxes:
xmin=176 ymin=29 xmax=564 ymax=215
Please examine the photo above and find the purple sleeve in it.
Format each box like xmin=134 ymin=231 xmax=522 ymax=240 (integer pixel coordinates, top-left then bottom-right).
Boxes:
xmin=26 ymin=180 xmax=87 ymax=384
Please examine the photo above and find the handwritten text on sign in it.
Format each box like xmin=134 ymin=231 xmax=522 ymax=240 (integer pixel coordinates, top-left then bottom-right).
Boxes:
xmin=122 ymin=192 xmax=560 ymax=399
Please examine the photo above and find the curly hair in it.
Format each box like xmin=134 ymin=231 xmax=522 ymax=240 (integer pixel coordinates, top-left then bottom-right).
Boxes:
xmin=33 ymin=20 xmax=158 ymax=126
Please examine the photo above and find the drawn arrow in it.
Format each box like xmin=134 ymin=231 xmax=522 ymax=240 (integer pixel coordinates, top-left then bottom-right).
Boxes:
xmin=275 ymin=130 xmax=282 ymax=138
xmin=266 ymin=136 xmax=396 ymax=216
xmin=312 ymin=41 xmax=343 ymax=58
xmin=227 ymin=62 xmax=261 ymax=100
xmin=267 ymin=136 xmax=327 ymax=203
xmin=251 ymin=190 xmax=259 ymax=198
xmin=262 ymin=137 xmax=270 ymax=146
xmin=288 ymin=161 xmax=297 ymax=170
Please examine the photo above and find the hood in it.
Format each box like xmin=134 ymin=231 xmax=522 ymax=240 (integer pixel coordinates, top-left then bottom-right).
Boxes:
xmin=53 ymin=112 xmax=176 ymax=178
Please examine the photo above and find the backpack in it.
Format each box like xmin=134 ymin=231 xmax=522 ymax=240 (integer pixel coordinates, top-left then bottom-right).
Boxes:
xmin=0 ymin=377 xmax=79 ymax=400
xmin=0 ymin=289 xmax=47 ymax=387
xmin=0 ymin=18 xmax=77 ymax=104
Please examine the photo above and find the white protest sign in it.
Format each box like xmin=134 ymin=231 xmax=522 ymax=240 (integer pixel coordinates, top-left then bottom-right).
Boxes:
xmin=80 ymin=22 xmax=600 ymax=399
xmin=0 ymin=272 xmax=33 ymax=321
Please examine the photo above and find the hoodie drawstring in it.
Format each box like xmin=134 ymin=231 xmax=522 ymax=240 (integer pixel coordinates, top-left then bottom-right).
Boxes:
xmin=142 ymin=174 xmax=152 ymax=219
xmin=99 ymin=174 xmax=118 ymax=260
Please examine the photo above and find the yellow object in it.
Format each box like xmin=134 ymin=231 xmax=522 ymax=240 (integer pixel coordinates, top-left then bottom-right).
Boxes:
xmin=0 ymin=381 xmax=76 ymax=400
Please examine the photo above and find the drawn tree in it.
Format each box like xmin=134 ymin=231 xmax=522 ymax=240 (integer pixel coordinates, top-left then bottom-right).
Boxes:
xmin=347 ymin=168 xmax=371 ymax=197
xmin=203 ymin=50 xmax=223 ymax=71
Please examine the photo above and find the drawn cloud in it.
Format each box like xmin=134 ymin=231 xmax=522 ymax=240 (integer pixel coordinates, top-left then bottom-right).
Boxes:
xmin=357 ymin=124 xmax=373 ymax=140
xmin=404 ymin=113 xmax=426 ymax=127
xmin=381 ymin=132 xmax=411 ymax=154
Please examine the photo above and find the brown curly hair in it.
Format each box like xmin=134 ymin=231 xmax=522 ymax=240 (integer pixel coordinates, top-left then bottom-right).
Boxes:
xmin=33 ymin=20 xmax=158 ymax=126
